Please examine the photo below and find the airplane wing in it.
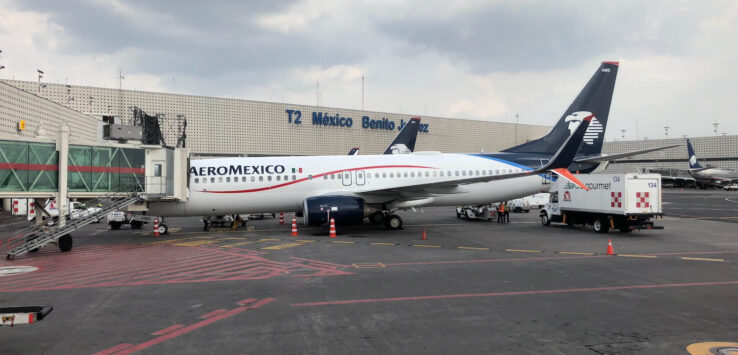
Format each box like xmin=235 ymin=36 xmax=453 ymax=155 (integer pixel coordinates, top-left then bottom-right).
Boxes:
xmin=354 ymin=115 xmax=594 ymax=199
xmin=573 ymin=144 xmax=679 ymax=163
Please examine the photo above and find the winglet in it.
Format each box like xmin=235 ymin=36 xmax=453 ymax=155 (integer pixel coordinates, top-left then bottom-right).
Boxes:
xmin=552 ymin=168 xmax=589 ymax=191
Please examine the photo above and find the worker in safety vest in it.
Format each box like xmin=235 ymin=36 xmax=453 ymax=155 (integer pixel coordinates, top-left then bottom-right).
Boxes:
xmin=504 ymin=201 xmax=511 ymax=223
xmin=497 ymin=202 xmax=505 ymax=223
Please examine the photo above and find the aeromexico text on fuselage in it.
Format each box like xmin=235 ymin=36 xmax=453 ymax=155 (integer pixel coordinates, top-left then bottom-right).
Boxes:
xmin=190 ymin=165 xmax=286 ymax=176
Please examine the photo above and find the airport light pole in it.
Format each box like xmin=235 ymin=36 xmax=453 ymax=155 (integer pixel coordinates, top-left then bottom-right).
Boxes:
xmin=37 ymin=69 xmax=44 ymax=92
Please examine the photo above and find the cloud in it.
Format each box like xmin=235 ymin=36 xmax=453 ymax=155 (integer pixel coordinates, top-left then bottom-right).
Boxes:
xmin=1 ymin=0 xmax=737 ymax=139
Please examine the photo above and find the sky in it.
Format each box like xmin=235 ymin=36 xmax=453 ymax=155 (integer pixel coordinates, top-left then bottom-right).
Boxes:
xmin=1 ymin=0 xmax=737 ymax=140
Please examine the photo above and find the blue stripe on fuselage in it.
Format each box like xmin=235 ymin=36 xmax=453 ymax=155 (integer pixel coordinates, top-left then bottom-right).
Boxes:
xmin=466 ymin=153 xmax=556 ymax=181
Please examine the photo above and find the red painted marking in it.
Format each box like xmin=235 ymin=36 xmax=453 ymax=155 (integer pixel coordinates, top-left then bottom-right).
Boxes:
xmin=28 ymin=313 xmax=34 ymax=323
xmin=106 ymin=298 xmax=274 ymax=355
xmin=238 ymin=298 xmax=258 ymax=306
xmin=291 ymin=280 xmax=738 ymax=307
xmin=151 ymin=324 xmax=185 ymax=336
xmin=200 ymin=309 xmax=228 ymax=319
xmin=602 ymin=61 xmax=620 ymax=66
xmin=198 ymin=165 xmax=437 ymax=194
xmin=92 ymin=343 xmax=134 ymax=355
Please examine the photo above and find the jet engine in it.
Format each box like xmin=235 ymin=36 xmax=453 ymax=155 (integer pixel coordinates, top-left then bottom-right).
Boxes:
xmin=303 ymin=196 xmax=371 ymax=226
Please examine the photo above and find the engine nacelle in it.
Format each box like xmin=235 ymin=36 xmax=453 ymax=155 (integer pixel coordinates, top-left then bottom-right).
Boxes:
xmin=303 ymin=196 xmax=367 ymax=226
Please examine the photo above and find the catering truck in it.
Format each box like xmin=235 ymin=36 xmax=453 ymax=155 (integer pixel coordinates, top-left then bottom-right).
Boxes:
xmin=539 ymin=174 xmax=663 ymax=233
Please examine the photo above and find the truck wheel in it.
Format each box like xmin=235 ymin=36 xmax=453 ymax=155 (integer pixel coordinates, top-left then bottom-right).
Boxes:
xmin=110 ymin=222 xmax=121 ymax=230
xmin=384 ymin=214 xmax=403 ymax=230
xmin=593 ymin=218 xmax=609 ymax=233
xmin=58 ymin=234 xmax=73 ymax=252
xmin=130 ymin=221 xmax=143 ymax=229
xmin=159 ymin=224 xmax=169 ymax=235
xmin=541 ymin=214 xmax=551 ymax=226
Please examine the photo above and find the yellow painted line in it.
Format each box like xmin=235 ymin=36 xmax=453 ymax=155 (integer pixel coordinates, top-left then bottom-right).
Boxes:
xmin=411 ymin=244 xmax=442 ymax=248
xmin=557 ymin=251 xmax=595 ymax=256
xmin=505 ymin=249 xmax=542 ymax=253
xmin=457 ymin=246 xmax=490 ymax=251
xmin=296 ymin=240 xmax=317 ymax=243
xmin=219 ymin=237 xmax=247 ymax=241
xmin=220 ymin=241 xmax=254 ymax=248
xmin=352 ymin=262 xmax=386 ymax=269
xmin=370 ymin=242 xmax=397 ymax=246
xmin=194 ymin=236 xmax=214 ymax=239
xmin=257 ymin=238 xmax=281 ymax=242
xmin=681 ymin=257 xmax=724 ymax=262
xmin=261 ymin=242 xmax=307 ymax=250
xmin=147 ymin=238 xmax=190 ymax=245
xmin=171 ymin=240 xmax=221 ymax=247
xmin=331 ymin=241 xmax=356 ymax=244
xmin=168 ymin=227 xmax=182 ymax=233
xmin=618 ymin=254 xmax=658 ymax=259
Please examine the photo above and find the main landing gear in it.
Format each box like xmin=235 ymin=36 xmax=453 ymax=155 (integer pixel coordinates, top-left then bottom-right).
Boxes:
xmin=368 ymin=211 xmax=403 ymax=230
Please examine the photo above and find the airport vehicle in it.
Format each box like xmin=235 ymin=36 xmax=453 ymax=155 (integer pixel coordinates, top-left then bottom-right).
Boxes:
xmin=147 ymin=61 xmax=622 ymax=231
xmin=456 ymin=205 xmax=495 ymax=221
xmin=539 ymin=173 xmax=663 ymax=233
xmin=724 ymin=183 xmax=738 ymax=191
xmin=248 ymin=213 xmax=276 ymax=220
xmin=38 ymin=200 xmax=102 ymax=223
xmin=107 ymin=211 xmax=145 ymax=230
xmin=524 ymin=193 xmax=550 ymax=209
xmin=686 ymin=138 xmax=738 ymax=189
xmin=509 ymin=198 xmax=531 ymax=213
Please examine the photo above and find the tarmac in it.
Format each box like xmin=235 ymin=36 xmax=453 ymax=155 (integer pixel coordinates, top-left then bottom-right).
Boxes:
xmin=1 ymin=189 xmax=737 ymax=354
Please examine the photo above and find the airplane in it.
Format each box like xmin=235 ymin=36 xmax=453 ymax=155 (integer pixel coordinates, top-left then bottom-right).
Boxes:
xmin=147 ymin=62 xmax=617 ymax=231
xmin=686 ymin=138 xmax=738 ymax=189
xmin=348 ymin=116 xmax=421 ymax=155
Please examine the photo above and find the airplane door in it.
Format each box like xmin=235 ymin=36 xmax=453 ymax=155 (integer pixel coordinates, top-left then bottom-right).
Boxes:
xmin=341 ymin=171 xmax=352 ymax=186
xmin=355 ymin=171 xmax=366 ymax=186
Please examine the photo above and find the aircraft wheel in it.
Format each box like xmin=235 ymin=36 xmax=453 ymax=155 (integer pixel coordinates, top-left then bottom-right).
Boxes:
xmin=159 ymin=224 xmax=169 ymax=235
xmin=384 ymin=214 xmax=403 ymax=230
xmin=58 ymin=234 xmax=73 ymax=252
xmin=369 ymin=212 xmax=384 ymax=225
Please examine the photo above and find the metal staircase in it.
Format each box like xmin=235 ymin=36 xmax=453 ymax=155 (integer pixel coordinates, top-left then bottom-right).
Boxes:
xmin=3 ymin=191 xmax=142 ymax=260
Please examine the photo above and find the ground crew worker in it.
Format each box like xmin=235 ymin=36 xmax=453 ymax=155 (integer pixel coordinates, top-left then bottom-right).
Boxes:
xmin=202 ymin=217 xmax=209 ymax=231
xmin=504 ymin=201 xmax=511 ymax=223
xmin=497 ymin=202 xmax=505 ymax=223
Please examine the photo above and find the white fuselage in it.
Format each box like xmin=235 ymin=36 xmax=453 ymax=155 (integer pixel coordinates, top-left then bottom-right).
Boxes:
xmin=147 ymin=153 xmax=551 ymax=217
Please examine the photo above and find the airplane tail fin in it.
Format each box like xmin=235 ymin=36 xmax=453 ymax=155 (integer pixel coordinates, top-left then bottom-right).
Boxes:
xmin=503 ymin=61 xmax=619 ymax=156
xmin=686 ymin=139 xmax=703 ymax=169
xmin=384 ymin=117 xmax=420 ymax=154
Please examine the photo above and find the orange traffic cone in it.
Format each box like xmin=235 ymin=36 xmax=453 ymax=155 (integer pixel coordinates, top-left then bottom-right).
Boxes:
xmin=605 ymin=239 xmax=615 ymax=255
xmin=153 ymin=217 xmax=160 ymax=237
xmin=421 ymin=229 xmax=427 ymax=241
xmin=329 ymin=218 xmax=337 ymax=238
xmin=279 ymin=212 xmax=284 ymax=225
xmin=291 ymin=217 xmax=298 ymax=237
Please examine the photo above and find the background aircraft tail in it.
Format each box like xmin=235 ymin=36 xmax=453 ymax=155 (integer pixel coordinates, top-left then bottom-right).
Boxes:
xmin=502 ymin=61 xmax=619 ymax=156
xmin=384 ymin=117 xmax=420 ymax=154
xmin=686 ymin=139 xmax=703 ymax=169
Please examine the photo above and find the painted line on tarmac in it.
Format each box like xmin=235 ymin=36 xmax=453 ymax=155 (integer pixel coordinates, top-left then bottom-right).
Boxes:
xmin=219 ymin=241 xmax=254 ymax=248
xmin=618 ymin=254 xmax=658 ymax=259
xmin=261 ymin=242 xmax=308 ymax=250
xmin=411 ymin=244 xmax=442 ymax=248
xmin=557 ymin=251 xmax=595 ymax=256
xmin=290 ymin=280 xmax=738 ymax=307
xmin=352 ymin=262 xmax=386 ymax=269
xmin=681 ymin=257 xmax=724 ymax=262
xmin=331 ymin=241 xmax=356 ymax=244
xmin=370 ymin=242 xmax=397 ymax=246
xmin=457 ymin=246 xmax=490 ymax=251
xmin=94 ymin=298 xmax=274 ymax=355
xmin=382 ymin=255 xmax=606 ymax=267
xmin=505 ymin=249 xmax=542 ymax=253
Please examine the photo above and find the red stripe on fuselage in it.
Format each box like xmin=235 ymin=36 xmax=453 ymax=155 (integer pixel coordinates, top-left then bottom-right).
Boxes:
xmin=197 ymin=165 xmax=437 ymax=194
